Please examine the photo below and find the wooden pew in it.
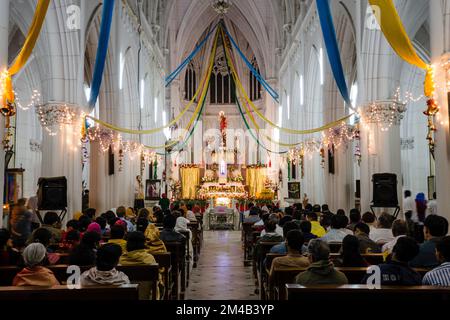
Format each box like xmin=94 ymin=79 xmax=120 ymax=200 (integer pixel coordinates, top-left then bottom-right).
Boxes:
xmin=188 ymin=222 xmax=201 ymax=267
xmin=0 ymin=264 xmax=159 ymax=300
xmin=254 ymin=241 xmax=282 ymax=300
xmin=178 ymin=230 xmax=191 ymax=289
xmin=328 ymin=242 xmax=342 ymax=253
xmin=329 ymin=253 xmax=385 ymax=265
xmin=163 ymin=241 xmax=186 ymax=300
xmin=0 ymin=284 xmax=139 ymax=300
xmin=270 ymin=267 xmax=431 ymax=300
xmin=241 ymin=222 xmax=255 ymax=264
xmin=285 ymin=284 xmax=450 ymax=302
xmin=153 ymin=252 xmax=171 ymax=300
xmin=266 ymin=253 xmax=385 ymax=269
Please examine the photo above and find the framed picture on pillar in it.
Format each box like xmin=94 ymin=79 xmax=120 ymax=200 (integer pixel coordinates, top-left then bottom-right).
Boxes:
xmin=145 ymin=180 xmax=161 ymax=200
xmin=288 ymin=182 xmax=301 ymax=199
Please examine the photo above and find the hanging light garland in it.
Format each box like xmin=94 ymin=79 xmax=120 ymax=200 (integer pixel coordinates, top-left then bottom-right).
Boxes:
xmin=85 ymin=125 xmax=160 ymax=166
xmin=288 ymin=123 xmax=359 ymax=160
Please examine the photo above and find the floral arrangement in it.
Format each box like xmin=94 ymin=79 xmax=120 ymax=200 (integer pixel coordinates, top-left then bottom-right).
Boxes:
xmin=202 ymin=169 xmax=217 ymax=183
xmin=228 ymin=169 xmax=244 ymax=183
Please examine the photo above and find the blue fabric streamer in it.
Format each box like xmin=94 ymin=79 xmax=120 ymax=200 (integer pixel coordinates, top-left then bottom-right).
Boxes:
xmin=165 ymin=23 xmax=219 ymax=87
xmin=316 ymin=0 xmax=352 ymax=107
xmin=224 ymin=26 xmax=279 ymax=102
xmin=88 ymin=0 xmax=115 ymax=109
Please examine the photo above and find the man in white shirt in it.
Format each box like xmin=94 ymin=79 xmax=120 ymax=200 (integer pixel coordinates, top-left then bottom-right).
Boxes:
xmin=260 ymin=213 xmax=283 ymax=237
xmin=370 ymin=212 xmax=395 ymax=244
xmin=403 ymin=190 xmax=415 ymax=220
xmin=321 ymin=215 xmax=349 ymax=243
xmin=427 ymin=192 xmax=437 ymax=216
xmin=382 ymin=220 xmax=407 ymax=253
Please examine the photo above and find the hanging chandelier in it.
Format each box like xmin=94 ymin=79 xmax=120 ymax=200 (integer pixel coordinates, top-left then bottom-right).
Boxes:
xmin=211 ymin=0 xmax=232 ymax=15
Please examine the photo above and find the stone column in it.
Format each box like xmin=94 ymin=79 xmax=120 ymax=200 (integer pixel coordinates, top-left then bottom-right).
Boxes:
xmin=0 ymin=0 xmax=9 ymax=227
xmin=430 ymin=0 xmax=450 ymax=223
xmin=359 ymin=100 xmax=406 ymax=215
xmin=39 ymin=103 xmax=83 ymax=222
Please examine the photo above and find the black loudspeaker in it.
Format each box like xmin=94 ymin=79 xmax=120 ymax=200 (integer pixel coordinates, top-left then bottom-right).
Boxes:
xmin=355 ymin=180 xmax=361 ymax=199
xmin=37 ymin=177 xmax=68 ymax=210
xmin=372 ymin=173 xmax=398 ymax=207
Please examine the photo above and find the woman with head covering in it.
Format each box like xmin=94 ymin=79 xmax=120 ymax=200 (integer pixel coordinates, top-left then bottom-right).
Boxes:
xmin=86 ymin=222 xmax=102 ymax=236
xmin=144 ymin=224 xmax=167 ymax=254
xmin=73 ymin=211 xmax=83 ymax=221
xmin=13 ymin=243 xmax=60 ymax=286
xmin=175 ymin=216 xmax=193 ymax=272
xmin=415 ymin=193 xmax=427 ymax=223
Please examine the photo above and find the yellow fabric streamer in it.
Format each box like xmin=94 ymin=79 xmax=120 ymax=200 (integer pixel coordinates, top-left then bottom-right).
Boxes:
xmin=2 ymin=0 xmax=50 ymax=107
xmin=368 ymin=0 xmax=435 ymax=97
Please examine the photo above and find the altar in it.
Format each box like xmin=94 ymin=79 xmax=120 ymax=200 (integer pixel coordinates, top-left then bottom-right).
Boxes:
xmin=198 ymin=183 xmax=245 ymax=230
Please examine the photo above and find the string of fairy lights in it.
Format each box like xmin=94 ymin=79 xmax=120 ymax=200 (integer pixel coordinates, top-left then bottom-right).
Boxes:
xmin=0 ymin=64 xmax=438 ymax=170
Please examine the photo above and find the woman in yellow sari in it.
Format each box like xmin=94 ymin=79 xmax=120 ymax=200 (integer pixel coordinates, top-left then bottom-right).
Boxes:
xmin=144 ymin=223 xmax=167 ymax=254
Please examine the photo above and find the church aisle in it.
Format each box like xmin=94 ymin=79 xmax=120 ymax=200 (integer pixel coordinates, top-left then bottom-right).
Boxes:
xmin=185 ymin=231 xmax=258 ymax=300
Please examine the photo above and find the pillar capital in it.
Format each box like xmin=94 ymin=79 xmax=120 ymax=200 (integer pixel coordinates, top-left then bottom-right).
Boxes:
xmin=36 ymin=102 xmax=85 ymax=127
xmin=359 ymin=100 xmax=407 ymax=126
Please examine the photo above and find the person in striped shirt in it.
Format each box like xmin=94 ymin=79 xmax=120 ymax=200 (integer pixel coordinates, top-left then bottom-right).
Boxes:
xmin=423 ymin=236 xmax=450 ymax=287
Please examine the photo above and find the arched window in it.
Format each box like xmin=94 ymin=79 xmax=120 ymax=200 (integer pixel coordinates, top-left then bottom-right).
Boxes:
xmin=184 ymin=62 xmax=197 ymax=100
xmin=210 ymin=39 xmax=236 ymax=104
xmin=249 ymin=57 xmax=262 ymax=101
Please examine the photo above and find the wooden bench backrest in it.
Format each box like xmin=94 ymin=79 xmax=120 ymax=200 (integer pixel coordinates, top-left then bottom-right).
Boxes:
xmin=271 ymin=267 xmax=431 ymax=300
xmin=285 ymin=284 xmax=450 ymax=301
xmin=153 ymin=252 xmax=171 ymax=271
xmin=266 ymin=253 xmax=385 ymax=270
xmin=328 ymin=242 xmax=342 ymax=253
xmin=163 ymin=241 xmax=186 ymax=271
xmin=0 ymin=284 xmax=139 ymax=300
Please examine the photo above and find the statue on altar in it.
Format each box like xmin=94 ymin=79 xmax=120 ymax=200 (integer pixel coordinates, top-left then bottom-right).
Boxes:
xmin=200 ymin=111 xmax=243 ymax=230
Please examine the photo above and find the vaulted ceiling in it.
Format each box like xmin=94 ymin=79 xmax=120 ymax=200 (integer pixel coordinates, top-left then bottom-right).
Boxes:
xmin=163 ymin=0 xmax=284 ymax=79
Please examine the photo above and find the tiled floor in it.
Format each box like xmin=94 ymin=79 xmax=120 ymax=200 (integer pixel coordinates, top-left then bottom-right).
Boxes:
xmin=185 ymin=231 xmax=258 ymax=300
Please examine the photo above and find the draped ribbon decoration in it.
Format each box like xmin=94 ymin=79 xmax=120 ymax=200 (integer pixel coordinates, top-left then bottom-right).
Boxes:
xmin=1 ymin=0 xmax=50 ymax=125
xmin=88 ymin=25 xmax=220 ymax=153
xmin=223 ymin=25 xmax=279 ymax=102
xmin=221 ymin=27 xmax=352 ymax=151
xmin=368 ymin=0 xmax=438 ymax=156
xmin=165 ymin=22 xmax=219 ymax=87
xmin=316 ymin=0 xmax=352 ymax=107
xmin=88 ymin=0 xmax=115 ymax=110
xmin=220 ymin=29 xmax=288 ymax=155
xmin=221 ymin=25 xmax=353 ymax=136
xmin=86 ymin=23 xmax=220 ymax=141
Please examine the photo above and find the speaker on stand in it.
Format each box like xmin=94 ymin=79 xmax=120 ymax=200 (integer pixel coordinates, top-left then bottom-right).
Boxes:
xmin=37 ymin=177 xmax=68 ymax=222
xmin=371 ymin=173 xmax=400 ymax=218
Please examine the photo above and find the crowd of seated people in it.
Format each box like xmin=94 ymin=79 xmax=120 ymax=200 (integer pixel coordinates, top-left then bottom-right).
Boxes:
xmin=0 ymin=199 xmax=202 ymax=299
xmin=243 ymin=201 xmax=450 ymax=288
